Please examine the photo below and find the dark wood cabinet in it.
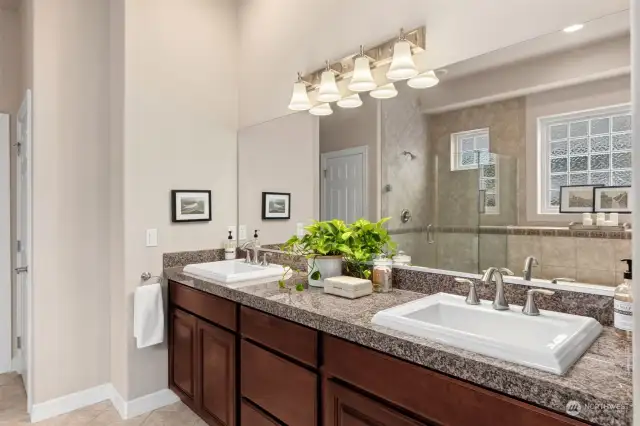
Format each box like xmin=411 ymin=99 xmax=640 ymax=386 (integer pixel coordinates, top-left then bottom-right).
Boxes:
xmin=197 ymin=320 xmax=236 ymax=426
xmin=169 ymin=308 xmax=197 ymax=405
xmin=168 ymin=280 xmax=590 ymax=426
xmin=324 ymin=380 xmax=426 ymax=426
xmin=241 ymin=400 xmax=280 ymax=426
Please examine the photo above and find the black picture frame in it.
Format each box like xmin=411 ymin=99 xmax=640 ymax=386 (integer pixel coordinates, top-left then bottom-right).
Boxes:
xmin=593 ymin=186 xmax=632 ymax=214
xmin=558 ymin=184 xmax=604 ymax=214
xmin=171 ymin=190 xmax=212 ymax=223
xmin=262 ymin=192 xmax=291 ymax=220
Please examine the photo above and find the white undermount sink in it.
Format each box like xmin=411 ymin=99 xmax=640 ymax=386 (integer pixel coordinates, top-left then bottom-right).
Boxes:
xmin=183 ymin=260 xmax=287 ymax=288
xmin=371 ymin=293 xmax=602 ymax=375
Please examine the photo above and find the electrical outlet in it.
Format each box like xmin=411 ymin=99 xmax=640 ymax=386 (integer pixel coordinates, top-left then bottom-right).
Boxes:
xmin=227 ymin=225 xmax=237 ymax=239
xmin=146 ymin=229 xmax=158 ymax=247
xmin=296 ymin=222 xmax=305 ymax=238
xmin=238 ymin=225 xmax=247 ymax=241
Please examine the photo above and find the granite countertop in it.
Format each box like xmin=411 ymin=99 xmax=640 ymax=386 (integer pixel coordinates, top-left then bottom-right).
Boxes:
xmin=165 ymin=267 xmax=632 ymax=426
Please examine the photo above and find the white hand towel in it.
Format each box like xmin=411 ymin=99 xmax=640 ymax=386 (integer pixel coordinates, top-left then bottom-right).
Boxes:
xmin=134 ymin=283 xmax=165 ymax=349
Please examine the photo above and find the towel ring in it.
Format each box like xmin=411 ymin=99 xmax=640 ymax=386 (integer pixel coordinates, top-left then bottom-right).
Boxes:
xmin=140 ymin=272 xmax=163 ymax=285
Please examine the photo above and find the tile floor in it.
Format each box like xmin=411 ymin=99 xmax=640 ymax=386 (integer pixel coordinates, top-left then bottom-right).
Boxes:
xmin=0 ymin=372 xmax=205 ymax=425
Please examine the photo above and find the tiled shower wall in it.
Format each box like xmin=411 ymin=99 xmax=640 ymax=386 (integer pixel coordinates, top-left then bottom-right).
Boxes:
xmin=506 ymin=234 xmax=631 ymax=286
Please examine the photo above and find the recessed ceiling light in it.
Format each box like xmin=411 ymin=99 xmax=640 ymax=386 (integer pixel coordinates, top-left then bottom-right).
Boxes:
xmin=563 ymin=24 xmax=584 ymax=33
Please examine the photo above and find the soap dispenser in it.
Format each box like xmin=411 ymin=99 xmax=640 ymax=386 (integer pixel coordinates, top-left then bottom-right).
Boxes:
xmin=253 ymin=230 xmax=261 ymax=247
xmin=224 ymin=230 xmax=236 ymax=260
xmin=614 ymin=258 xmax=633 ymax=339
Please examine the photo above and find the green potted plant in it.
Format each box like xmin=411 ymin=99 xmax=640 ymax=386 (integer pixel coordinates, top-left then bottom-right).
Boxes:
xmin=342 ymin=218 xmax=396 ymax=280
xmin=280 ymin=218 xmax=396 ymax=290
xmin=281 ymin=219 xmax=350 ymax=287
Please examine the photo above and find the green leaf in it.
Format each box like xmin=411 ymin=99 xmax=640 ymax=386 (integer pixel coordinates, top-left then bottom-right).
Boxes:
xmin=295 ymin=283 xmax=305 ymax=292
xmin=310 ymin=270 xmax=321 ymax=280
xmin=278 ymin=280 xmax=285 ymax=289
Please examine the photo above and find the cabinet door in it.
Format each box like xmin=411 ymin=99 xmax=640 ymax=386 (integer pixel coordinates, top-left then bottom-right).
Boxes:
xmin=241 ymin=400 xmax=279 ymax=426
xmin=325 ymin=380 xmax=426 ymax=426
xmin=169 ymin=309 xmax=197 ymax=403
xmin=197 ymin=320 xmax=236 ymax=426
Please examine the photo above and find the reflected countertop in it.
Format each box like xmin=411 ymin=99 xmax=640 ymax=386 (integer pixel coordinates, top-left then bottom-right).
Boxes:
xmin=165 ymin=266 xmax=632 ymax=426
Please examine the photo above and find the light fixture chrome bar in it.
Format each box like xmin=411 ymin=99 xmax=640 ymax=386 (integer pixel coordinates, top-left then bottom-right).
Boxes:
xmin=300 ymin=26 xmax=426 ymax=90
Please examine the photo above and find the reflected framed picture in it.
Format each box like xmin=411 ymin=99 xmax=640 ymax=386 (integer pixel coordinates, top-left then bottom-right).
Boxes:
xmin=171 ymin=190 xmax=211 ymax=223
xmin=593 ymin=186 xmax=632 ymax=213
xmin=262 ymin=192 xmax=291 ymax=220
xmin=559 ymin=185 xmax=604 ymax=213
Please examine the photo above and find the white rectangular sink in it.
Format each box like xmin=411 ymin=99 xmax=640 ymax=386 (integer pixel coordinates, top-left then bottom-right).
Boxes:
xmin=371 ymin=293 xmax=602 ymax=375
xmin=183 ymin=260 xmax=287 ymax=288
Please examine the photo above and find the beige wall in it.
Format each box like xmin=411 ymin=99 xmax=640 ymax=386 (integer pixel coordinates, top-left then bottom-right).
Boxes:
xmin=237 ymin=0 xmax=627 ymax=127
xmin=320 ymin=96 xmax=379 ymax=222
xmin=239 ymin=113 xmax=318 ymax=246
xmin=119 ymin=0 xmax=238 ymax=400
xmin=29 ymin=0 xmax=111 ymax=403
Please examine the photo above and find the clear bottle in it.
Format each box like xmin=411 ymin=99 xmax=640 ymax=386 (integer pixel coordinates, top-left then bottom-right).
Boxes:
xmin=372 ymin=254 xmax=393 ymax=293
xmin=224 ymin=230 xmax=236 ymax=260
xmin=614 ymin=258 xmax=633 ymax=339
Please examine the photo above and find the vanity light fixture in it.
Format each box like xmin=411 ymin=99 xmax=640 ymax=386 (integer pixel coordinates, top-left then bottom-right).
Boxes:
xmin=348 ymin=45 xmax=377 ymax=92
xmin=337 ymin=93 xmax=363 ymax=108
xmin=309 ymin=103 xmax=334 ymax=116
xmin=408 ymin=70 xmax=440 ymax=89
xmin=288 ymin=72 xmax=313 ymax=111
xmin=386 ymin=29 xmax=419 ymax=81
xmin=563 ymin=23 xmax=584 ymax=33
xmin=370 ymin=83 xmax=398 ymax=99
xmin=317 ymin=61 xmax=341 ymax=103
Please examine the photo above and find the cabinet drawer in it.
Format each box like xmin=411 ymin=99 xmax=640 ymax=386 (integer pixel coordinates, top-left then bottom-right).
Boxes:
xmin=170 ymin=281 xmax=237 ymax=331
xmin=241 ymin=340 xmax=317 ymax=426
xmin=241 ymin=400 xmax=279 ymax=426
xmin=240 ymin=306 xmax=317 ymax=366
xmin=324 ymin=336 xmax=586 ymax=426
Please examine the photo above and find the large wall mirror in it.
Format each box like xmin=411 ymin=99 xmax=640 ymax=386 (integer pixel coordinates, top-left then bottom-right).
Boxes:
xmin=238 ymin=10 xmax=631 ymax=287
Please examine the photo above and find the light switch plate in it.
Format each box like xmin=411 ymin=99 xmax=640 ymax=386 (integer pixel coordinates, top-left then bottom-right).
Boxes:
xmin=297 ymin=222 xmax=305 ymax=238
xmin=146 ymin=229 xmax=158 ymax=247
xmin=238 ymin=225 xmax=247 ymax=241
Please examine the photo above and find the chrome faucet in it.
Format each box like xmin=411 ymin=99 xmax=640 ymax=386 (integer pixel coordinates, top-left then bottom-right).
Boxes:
xmin=240 ymin=240 xmax=260 ymax=265
xmin=522 ymin=256 xmax=539 ymax=281
xmin=481 ymin=267 xmax=514 ymax=311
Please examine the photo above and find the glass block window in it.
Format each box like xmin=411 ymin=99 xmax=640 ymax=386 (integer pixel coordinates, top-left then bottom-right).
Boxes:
xmin=538 ymin=104 xmax=632 ymax=214
xmin=450 ymin=128 xmax=490 ymax=171
xmin=450 ymin=128 xmax=498 ymax=214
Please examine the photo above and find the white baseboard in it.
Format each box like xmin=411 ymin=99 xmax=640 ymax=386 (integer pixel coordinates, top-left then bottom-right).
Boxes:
xmin=30 ymin=383 xmax=179 ymax=423
xmin=30 ymin=384 xmax=112 ymax=423
xmin=111 ymin=386 xmax=179 ymax=419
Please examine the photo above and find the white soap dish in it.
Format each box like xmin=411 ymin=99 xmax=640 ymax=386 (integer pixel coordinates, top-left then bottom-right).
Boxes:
xmin=324 ymin=276 xmax=373 ymax=299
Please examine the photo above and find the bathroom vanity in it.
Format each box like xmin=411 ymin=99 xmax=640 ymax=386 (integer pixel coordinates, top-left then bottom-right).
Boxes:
xmin=166 ymin=267 xmax=631 ymax=426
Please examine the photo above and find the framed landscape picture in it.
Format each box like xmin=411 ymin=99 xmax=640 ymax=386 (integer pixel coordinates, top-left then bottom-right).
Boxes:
xmin=262 ymin=192 xmax=291 ymax=220
xmin=593 ymin=186 xmax=632 ymax=214
xmin=559 ymin=185 xmax=604 ymax=213
xmin=171 ymin=190 xmax=212 ymax=223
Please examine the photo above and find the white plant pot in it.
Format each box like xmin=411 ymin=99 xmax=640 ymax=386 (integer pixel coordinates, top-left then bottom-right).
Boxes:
xmin=307 ymin=256 xmax=343 ymax=288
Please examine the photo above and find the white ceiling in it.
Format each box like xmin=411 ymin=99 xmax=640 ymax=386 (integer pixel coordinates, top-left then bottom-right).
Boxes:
xmin=0 ymin=0 xmax=21 ymax=11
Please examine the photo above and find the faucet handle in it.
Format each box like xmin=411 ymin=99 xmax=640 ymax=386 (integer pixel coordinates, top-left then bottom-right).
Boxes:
xmin=455 ymin=278 xmax=480 ymax=305
xmin=522 ymin=288 xmax=555 ymax=316
xmin=499 ymin=267 xmax=514 ymax=276
xmin=260 ymin=253 xmax=270 ymax=266
xmin=551 ymin=277 xmax=576 ymax=284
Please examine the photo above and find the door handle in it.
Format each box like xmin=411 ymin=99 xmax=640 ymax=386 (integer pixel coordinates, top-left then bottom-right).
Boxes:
xmin=426 ymin=224 xmax=435 ymax=244
xmin=15 ymin=266 xmax=28 ymax=274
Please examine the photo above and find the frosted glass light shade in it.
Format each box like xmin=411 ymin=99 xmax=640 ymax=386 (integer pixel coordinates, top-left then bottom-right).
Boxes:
xmin=370 ymin=83 xmax=398 ymax=99
xmin=309 ymin=103 xmax=333 ymax=116
xmin=337 ymin=94 xmax=363 ymax=109
xmin=348 ymin=57 xmax=377 ymax=92
xmin=408 ymin=70 xmax=440 ymax=89
xmin=288 ymin=81 xmax=312 ymax=110
xmin=317 ymin=70 xmax=341 ymax=102
xmin=387 ymin=40 xmax=418 ymax=80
